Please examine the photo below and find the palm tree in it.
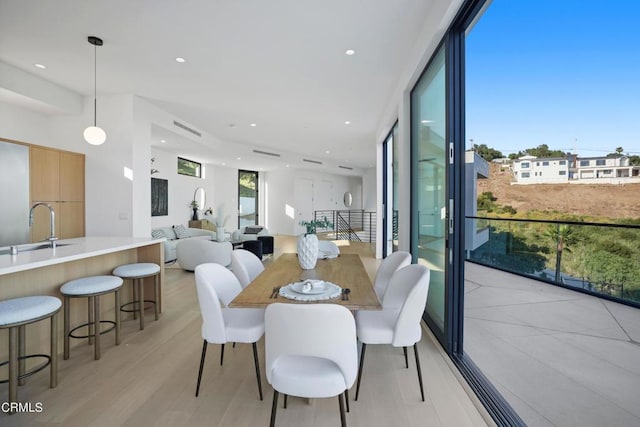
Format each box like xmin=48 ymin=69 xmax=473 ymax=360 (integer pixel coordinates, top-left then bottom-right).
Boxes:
xmin=544 ymin=224 xmax=576 ymax=283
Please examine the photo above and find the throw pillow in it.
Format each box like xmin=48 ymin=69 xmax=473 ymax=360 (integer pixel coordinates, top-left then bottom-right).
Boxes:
xmin=151 ymin=229 xmax=166 ymax=239
xmin=244 ymin=226 xmax=263 ymax=235
xmin=173 ymin=224 xmax=191 ymax=239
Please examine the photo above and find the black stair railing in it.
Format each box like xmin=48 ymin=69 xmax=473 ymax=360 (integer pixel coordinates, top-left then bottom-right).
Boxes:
xmin=313 ymin=210 xmax=376 ymax=242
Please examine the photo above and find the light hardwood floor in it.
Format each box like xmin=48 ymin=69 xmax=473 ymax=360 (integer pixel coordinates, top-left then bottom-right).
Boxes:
xmin=1 ymin=236 xmax=489 ymax=426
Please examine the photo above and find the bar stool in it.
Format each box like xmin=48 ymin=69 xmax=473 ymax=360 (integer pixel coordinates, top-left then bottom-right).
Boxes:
xmin=0 ymin=296 xmax=61 ymax=407
xmin=113 ymin=263 xmax=161 ymax=330
xmin=60 ymin=275 xmax=123 ymax=360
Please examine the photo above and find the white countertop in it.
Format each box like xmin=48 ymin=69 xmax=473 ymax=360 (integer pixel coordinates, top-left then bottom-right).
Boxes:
xmin=0 ymin=236 xmax=164 ymax=276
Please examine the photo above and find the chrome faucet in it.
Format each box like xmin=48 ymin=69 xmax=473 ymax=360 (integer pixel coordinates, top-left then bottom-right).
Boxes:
xmin=29 ymin=202 xmax=58 ymax=249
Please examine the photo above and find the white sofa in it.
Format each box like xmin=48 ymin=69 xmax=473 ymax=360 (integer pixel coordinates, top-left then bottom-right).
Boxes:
xmin=231 ymin=225 xmax=270 ymax=242
xmin=152 ymin=226 xmax=215 ymax=263
xmin=176 ymin=239 xmax=233 ymax=271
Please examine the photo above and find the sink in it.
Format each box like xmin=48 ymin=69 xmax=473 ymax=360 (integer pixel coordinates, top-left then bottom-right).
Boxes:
xmin=0 ymin=243 xmax=72 ymax=256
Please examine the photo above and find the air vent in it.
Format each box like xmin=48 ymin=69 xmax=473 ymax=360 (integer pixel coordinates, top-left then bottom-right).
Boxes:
xmin=253 ymin=149 xmax=281 ymax=157
xmin=173 ymin=120 xmax=202 ymax=137
xmin=303 ymin=158 xmax=323 ymax=165
xmin=338 ymin=165 xmax=353 ymax=170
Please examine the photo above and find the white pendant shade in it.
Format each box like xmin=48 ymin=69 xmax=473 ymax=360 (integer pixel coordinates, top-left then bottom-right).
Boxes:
xmin=83 ymin=126 xmax=106 ymax=145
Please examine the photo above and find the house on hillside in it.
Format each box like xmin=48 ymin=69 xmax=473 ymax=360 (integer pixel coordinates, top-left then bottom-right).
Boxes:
xmin=512 ymin=155 xmax=569 ymax=184
xmin=575 ymin=155 xmax=640 ymax=181
xmin=512 ymin=154 xmax=640 ymax=184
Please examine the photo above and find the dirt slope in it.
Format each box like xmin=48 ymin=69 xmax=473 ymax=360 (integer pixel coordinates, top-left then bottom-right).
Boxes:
xmin=477 ymin=164 xmax=640 ymax=219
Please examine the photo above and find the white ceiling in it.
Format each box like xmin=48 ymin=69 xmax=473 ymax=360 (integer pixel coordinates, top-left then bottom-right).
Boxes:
xmin=0 ymin=0 xmax=438 ymax=172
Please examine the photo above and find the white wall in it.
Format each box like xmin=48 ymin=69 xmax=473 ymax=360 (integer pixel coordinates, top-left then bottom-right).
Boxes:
xmin=362 ymin=167 xmax=376 ymax=212
xmin=0 ymin=102 xmax=51 ymax=144
xmin=211 ymin=166 xmax=239 ymax=230
xmin=263 ymin=168 xmax=363 ymax=235
xmin=149 ymin=147 xmax=217 ymax=229
xmin=374 ymin=0 xmax=464 ymax=255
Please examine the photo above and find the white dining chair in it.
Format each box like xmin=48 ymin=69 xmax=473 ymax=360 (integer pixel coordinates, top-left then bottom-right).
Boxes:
xmin=194 ymin=263 xmax=265 ymax=400
xmin=231 ymin=249 xmax=265 ymax=288
xmin=373 ymin=251 xmax=411 ymax=300
xmin=355 ymin=263 xmax=430 ymax=402
xmin=265 ymin=303 xmax=357 ymax=427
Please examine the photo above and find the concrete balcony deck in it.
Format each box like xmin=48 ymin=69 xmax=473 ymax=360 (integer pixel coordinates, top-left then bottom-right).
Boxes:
xmin=465 ymin=262 xmax=640 ymax=426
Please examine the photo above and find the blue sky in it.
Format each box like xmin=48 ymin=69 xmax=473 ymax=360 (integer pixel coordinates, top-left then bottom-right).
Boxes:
xmin=465 ymin=0 xmax=640 ymax=157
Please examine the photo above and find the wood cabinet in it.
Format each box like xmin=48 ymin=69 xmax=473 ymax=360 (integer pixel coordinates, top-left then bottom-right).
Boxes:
xmin=189 ymin=219 xmax=216 ymax=231
xmin=29 ymin=146 xmax=85 ymax=242
xmin=30 ymin=146 xmax=60 ymax=202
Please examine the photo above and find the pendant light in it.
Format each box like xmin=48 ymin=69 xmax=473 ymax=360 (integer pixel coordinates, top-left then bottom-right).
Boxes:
xmin=83 ymin=36 xmax=106 ymax=145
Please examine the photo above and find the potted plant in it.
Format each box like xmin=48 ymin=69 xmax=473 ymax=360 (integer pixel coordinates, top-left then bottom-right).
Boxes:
xmin=204 ymin=204 xmax=229 ymax=241
xmin=297 ymin=216 xmax=333 ymax=269
xmin=189 ymin=200 xmax=199 ymax=221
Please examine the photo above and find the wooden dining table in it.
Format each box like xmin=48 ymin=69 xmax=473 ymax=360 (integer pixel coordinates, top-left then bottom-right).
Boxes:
xmin=229 ymin=253 xmax=381 ymax=311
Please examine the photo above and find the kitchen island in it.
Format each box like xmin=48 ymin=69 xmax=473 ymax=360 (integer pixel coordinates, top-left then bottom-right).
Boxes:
xmin=0 ymin=236 xmax=165 ymax=364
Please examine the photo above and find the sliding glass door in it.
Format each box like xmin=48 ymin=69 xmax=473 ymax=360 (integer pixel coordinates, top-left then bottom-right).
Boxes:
xmin=411 ymin=46 xmax=450 ymax=342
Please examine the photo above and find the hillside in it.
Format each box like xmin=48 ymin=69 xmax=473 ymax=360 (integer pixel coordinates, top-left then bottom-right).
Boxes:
xmin=477 ymin=163 xmax=640 ymax=219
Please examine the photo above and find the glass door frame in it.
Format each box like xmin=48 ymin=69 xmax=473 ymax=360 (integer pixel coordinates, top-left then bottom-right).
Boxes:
xmin=381 ymin=122 xmax=397 ymax=258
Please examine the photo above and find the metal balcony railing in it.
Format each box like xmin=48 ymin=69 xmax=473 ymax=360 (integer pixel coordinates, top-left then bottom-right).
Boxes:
xmin=465 ymin=216 xmax=640 ymax=308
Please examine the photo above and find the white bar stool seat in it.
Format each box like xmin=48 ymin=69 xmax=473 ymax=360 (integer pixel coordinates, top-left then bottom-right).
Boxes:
xmin=112 ymin=263 xmax=161 ymax=330
xmin=0 ymin=295 xmax=61 ymax=408
xmin=60 ymin=275 xmax=123 ymax=360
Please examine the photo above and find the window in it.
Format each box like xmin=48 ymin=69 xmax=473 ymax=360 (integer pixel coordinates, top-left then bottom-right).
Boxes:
xmin=177 ymin=157 xmax=201 ymax=178
xmin=596 ymin=159 xmax=606 ymax=166
xmin=559 ymin=160 xmax=567 ymax=165
xmin=521 ymin=162 xmax=530 ymax=168
xmin=536 ymin=162 xmax=540 ymax=166
xmin=559 ymin=170 xmax=567 ymax=175
xmin=521 ymin=172 xmax=530 ymax=178
xmin=238 ymin=170 xmax=258 ymax=228
xmin=542 ymin=161 xmax=549 ymax=166
xmin=580 ymin=160 xmax=590 ymax=167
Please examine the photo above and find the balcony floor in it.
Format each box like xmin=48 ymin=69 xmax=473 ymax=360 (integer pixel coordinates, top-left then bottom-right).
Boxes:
xmin=465 ymin=262 xmax=640 ymax=427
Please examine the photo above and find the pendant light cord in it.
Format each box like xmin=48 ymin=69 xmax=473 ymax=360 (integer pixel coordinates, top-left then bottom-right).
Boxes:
xmin=93 ymin=42 xmax=97 ymax=126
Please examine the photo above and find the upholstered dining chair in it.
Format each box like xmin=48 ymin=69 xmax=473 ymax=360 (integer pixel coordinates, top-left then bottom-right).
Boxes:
xmin=231 ymin=249 xmax=265 ymax=288
xmin=355 ymin=263 xmax=430 ymax=402
xmin=373 ymin=251 xmax=412 ymax=300
xmin=194 ymin=263 xmax=264 ymax=400
xmin=265 ymin=303 xmax=357 ymax=427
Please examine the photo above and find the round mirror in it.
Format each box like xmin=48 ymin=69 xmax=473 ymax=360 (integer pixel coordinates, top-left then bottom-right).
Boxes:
xmin=343 ymin=191 xmax=353 ymax=208
xmin=193 ymin=187 xmax=206 ymax=209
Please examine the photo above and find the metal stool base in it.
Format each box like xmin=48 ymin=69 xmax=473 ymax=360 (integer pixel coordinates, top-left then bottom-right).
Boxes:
xmin=0 ymin=354 xmax=52 ymax=384
xmin=69 ymin=320 xmax=117 ymax=340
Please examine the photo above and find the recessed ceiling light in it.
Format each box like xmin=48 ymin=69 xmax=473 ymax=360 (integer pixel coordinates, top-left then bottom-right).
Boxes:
xmin=160 ymin=139 xmax=166 ymax=143
xmin=344 ymin=121 xmax=351 ymax=125
xmin=325 ymin=150 xmax=330 ymax=154
xmin=250 ymin=123 xmax=257 ymax=127
xmin=175 ymin=57 xmax=186 ymax=63
xmin=222 ymin=162 xmax=226 ymax=166
xmin=345 ymin=49 xmax=355 ymax=56
xmin=237 ymin=157 xmax=241 ymax=160
xmin=285 ymin=164 xmax=290 ymax=168
xmin=34 ymin=63 xmax=47 ymax=69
